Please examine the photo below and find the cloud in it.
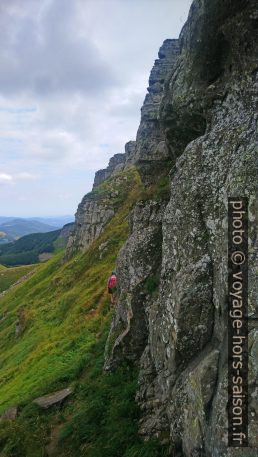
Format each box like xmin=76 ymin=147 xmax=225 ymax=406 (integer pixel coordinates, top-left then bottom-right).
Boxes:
xmin=0 ymin=173 xmax=13 ymax=183
xmin=0 ymin=173 xmax=13 ymax=182
xmin=0 ymin=0 xmax=117 ymax=97
xmin=0 ymin=0 xmax=193 ymax=216
xmin=0 ymin=171 xmax=37 ymax=185
xmin=16 ymin=172 xmax=37 ymax=180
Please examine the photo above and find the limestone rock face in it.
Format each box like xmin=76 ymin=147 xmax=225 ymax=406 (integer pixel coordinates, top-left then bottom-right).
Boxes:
xmin=105 ymin=0 xmax=257 ymax=456
xmin=67 ymin=142 xmax=136 ymax=256
xmin=66 ymin=196 xmax=115 ymax=254
xmin=66 ymin=167 xmax=138 ymax=255
xmin=132 ymin=39 xmax=180 ymax=184
xmin=66 ymin=0 xmax=257 ymax=454
xmin=93 ymin=153 xmax=126 ymax=188
xmin=93 ymin=142 xmax=137 ymax=189
xmin=104 ymin=201 xmax=165 ymax=370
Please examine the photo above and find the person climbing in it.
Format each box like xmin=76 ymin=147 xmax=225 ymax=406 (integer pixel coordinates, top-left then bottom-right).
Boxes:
xmin=107 ymin=271 xmax=117 ymax=305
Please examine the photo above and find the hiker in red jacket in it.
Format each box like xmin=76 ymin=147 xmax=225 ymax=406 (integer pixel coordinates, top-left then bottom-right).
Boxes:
xmin=107 ymin=271 xmax=117 ymax=305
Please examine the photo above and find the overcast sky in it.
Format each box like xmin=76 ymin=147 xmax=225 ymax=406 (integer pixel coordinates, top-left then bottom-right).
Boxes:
xmin=0 ymin=0 xmax=192 ymax=217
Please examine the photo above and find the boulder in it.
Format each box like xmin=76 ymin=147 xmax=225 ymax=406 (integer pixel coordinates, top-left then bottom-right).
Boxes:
xmin=33 ymin=388 xmax=73 ymax=409
xmin=0 ymin=406 xmax=18 ymax=421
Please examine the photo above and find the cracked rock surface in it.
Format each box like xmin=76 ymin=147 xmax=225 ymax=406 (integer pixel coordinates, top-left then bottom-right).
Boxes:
xmin=66 ymin=1 xmax=257 ymax=455
xmin=104 ymin=1 xmax=257 ymax=456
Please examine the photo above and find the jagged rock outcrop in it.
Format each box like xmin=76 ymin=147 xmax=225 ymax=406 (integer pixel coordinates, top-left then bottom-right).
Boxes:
xmin=66 ymin=166 xmax=139 ymax=255
xmin=93 ymin=154 xmax=126 ymax=188
xmin=93 ymin=143 xmax=135 ymax=188
xmin=132 ymin=39 xmax=180 ymax=184
xmin=65 ymin=0 xmax=257 ymax=455
xmin=66 ymin=189 xmax=115 ymax=255
xmin=105 ymin=201 xmax=165 ymax=368
xmin=66 ymin=39 xmax=179 ymax=256
xmin=105 ymin=1 xmax=258 ymax=456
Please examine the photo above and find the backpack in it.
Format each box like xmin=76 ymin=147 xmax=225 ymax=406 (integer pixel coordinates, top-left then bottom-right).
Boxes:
xmin=108 ymin=275 xmax=117 ymax=289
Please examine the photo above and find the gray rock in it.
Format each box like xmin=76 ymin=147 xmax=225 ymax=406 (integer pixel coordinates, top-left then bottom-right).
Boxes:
xmin=104 ymin=201 xmax=166 ymax=370
xmin=133 ymin=39 xmax=180 ymax=184
xmin=93 ymin=153 xmax=127 ymax=189
xmin=105 ymin=0 xmax=258 ymax=455
xmin=64 ymin=0 xmax=257 ymax=454
xmin=66 ymin=198 xmax=115 ymax=255
xmin=0 ymin=406 xmax=18 ymax=421
xmin=33 ymin=388 xmax=73 ymax=409
xmin=67 ymin=142 xmax=137 ymax=256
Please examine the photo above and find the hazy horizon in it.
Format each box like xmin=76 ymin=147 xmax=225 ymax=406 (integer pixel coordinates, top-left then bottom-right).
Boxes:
xmin=0 ymin=214 xmax=74 ymax=219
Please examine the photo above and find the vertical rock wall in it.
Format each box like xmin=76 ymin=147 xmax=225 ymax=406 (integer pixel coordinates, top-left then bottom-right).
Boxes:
xmin=132 ymin=39 xmax=180 ymax=184
xmin=105 ymin=1 xmax=258 ymax=456
xmin=66 ymin=1 xmax=257 ymax=455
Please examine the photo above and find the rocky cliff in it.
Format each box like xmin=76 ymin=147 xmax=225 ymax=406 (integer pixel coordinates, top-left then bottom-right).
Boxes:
xmin=68 ymin=1 xmax=257 ymax=456
xmin=67 ymin=38 xmax=180 ymax=256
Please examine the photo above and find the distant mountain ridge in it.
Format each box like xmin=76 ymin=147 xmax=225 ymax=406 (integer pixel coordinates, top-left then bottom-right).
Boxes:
xmin=26 ymin=216 xmax=74 ymax=228
xmin=0 ymin=216 xmax=74 ymax=244
xmin=0 ymin=219 xmax=57 ymax=243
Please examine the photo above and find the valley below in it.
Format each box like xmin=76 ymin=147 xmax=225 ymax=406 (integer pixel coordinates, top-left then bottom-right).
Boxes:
xmin=0 ymin=1 xmax=257 ymax=456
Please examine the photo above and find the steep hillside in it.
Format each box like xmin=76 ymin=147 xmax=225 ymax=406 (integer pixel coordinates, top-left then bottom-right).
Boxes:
xmin=0 ymin=168 xmax=139 ymax=410
xmin=0 ymin=168 xmax=164 ymax=457
xmin=0 ymin=1 xmax=257 ymax=457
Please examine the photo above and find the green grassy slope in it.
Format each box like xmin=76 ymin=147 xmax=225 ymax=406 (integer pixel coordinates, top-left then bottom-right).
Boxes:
xmin=0 ymin=265 xmax=38 ymax=293
xmin=0 ymin=168 xmax=167 ymax=457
